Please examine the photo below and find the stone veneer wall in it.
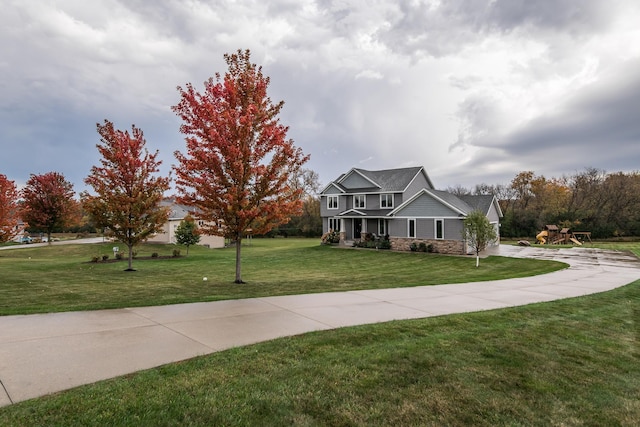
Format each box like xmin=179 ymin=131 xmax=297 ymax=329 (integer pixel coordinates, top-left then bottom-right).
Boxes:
xmin=339 ymin=231 xmax=347 ymax=246
xmin=391 ymin=238 xmax=464 ymax=255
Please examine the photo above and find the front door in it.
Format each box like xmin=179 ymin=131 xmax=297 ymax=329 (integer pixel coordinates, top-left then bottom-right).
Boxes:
xmin=353 ymin=218 xmax=362 ymax=239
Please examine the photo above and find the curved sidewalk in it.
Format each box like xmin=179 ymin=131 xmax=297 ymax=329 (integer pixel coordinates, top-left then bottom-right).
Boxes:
xmin=1 ymin=246 xmax=639 ymax=406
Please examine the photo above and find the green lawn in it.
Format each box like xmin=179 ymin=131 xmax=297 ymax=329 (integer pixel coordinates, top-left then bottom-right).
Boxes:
xmin=0 ymin=238 xmax=564 ymax=315
xmin=1 ymin=239 xmax=638 ymax=425
xmin=1 ymin=276 xmax=638 ymax=425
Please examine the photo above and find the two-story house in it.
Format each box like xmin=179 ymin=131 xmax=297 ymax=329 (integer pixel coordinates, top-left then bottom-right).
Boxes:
xmin=320 ymin=166 xmax=502 ymax=254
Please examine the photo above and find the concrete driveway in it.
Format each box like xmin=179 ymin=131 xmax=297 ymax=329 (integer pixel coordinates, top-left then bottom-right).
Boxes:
xmin=1 ymin=245 xmax=639 ymax=406
xmin=0 ymin=237 xmax=105 ymax=251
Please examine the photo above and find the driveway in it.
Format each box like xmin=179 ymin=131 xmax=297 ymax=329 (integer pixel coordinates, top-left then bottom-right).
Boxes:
xmin=1 ymin=245 xmax=639 ymax=406
xmin=0 ymin=237 xmax=105 ymax=251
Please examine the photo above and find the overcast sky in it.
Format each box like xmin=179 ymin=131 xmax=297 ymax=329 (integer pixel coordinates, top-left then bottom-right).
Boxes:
xmin=2 ymin=0 xmax=639 ymax=193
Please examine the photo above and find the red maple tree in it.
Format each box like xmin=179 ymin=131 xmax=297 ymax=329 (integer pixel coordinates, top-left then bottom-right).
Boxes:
xmin=173 ymin=49 xmax=310 ymax=283
xmin=0 ymin=174 xmax=23 ymax=243
xmin=21 ymin=172 xmax=76 ymax=243
xmin=82 ymin=120 xmax=170 ymax=271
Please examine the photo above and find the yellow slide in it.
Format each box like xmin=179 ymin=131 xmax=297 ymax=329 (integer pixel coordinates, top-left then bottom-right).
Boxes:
xmin=569 ymin=237 xmax=583 ymax=246
xmin=536 ymin=230 xmax=548 ymax=244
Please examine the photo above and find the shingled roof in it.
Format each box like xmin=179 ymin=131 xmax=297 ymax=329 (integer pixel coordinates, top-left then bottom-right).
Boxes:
xmin=325 ymin=166 xmax=433 ymax=193
xmin=459 ymin=194 xmax=497 ymax=215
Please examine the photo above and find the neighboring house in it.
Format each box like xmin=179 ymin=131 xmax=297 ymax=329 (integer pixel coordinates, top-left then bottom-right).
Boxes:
xmin=320 ymin=166 xmax=502 ymax=254
xmin=10 ymin=219 xmax=28 ymax=243
xmin=147 ymin=200 xmax=225 ymax=249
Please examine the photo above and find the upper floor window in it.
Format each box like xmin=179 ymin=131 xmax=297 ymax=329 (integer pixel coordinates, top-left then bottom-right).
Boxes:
xmin=354 ymin=195 xmax=366 ymax=209
xmin=380 ymin=194 xmax=394 ymax=209
xmin=327 ymin=196 xmax=339 ymax=209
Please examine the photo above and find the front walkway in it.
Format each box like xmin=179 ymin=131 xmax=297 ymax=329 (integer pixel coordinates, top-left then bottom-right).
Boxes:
xmin=1 ymin=246 xmax=639 ymax=406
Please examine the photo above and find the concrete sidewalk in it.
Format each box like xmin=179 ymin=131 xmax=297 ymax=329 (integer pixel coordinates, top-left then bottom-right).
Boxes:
xmin=1 ymin=246 xmax=639 ymax=406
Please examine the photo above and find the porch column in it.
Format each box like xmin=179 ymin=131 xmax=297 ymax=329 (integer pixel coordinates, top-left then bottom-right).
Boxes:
xmin=339 ymin=218 xmax=346 ymax=245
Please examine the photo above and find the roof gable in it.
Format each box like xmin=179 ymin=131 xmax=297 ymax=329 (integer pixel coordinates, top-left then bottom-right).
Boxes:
xmin=338 ymin=168 xmax=381 ymax=189
xmin=389 ymin=189 xmax=469 ymax=217
xmin=328 ymin=166 xmax=433 ymax=193
xmin=160 ymin=200 xmax=197 ymax=220
xmin=459 ymin=194 xmax=504 ymax=218
xmin=320 ymin=182 xmax=346 ymax=195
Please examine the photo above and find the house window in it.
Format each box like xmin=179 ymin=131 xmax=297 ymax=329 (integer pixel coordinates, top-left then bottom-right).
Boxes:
xmin=435 ymin=219 xmax=444 ymax=239
xmin=329 ymin=218 xmax=341 ymax=232
xmin=408 ymin=219 xmax=416 ymax=238
xmin=354 ymin=195 xmax=366 ymax=209
xmin=380 ymin=194 xmax=394 ymax=209
xmin=378 ymin=219 xmax=387 ymax=236
xmin=327 ymin=196 xmax=339 ymax=209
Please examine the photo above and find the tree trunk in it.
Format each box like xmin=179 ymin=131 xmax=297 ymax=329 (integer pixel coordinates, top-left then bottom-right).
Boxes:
xmin=47 ymin=231 xmax=52 ymax=245
xmin=476 ymin=249 xmax=480 ymax=268
xmin=126 ymin=243 xmax=134 ymax=271
xmin=235 ymin=237 xmax=244 ymax=283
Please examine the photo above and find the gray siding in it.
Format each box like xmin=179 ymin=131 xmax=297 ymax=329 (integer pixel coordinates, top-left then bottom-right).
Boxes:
xmin=417 ymin=219 xmax=432 ymax=239
xmin=394 ymin=193 xmax=459 ymax=217
xmin=320 ymin=195 xmax=346 ymax=217
xmin=324 ymin=186 xmax=342 ymax=195
xmin=444 ymin=219 xmax=464 ymax=240
xmin=365 ymin=218 xmax=377 ymax=234
xmin=388 ymin=219 xmax=405 ymax=237
xmin=342 ymin=172 xmax=374 ymax=189
xmin=368 ymin=194 xmax=379 ymax=210
xmin=403 ymin=171 xmax=432 ymax=198
xmin=387 ymin=217 xmax=464 ymax=240
xmin=486 ymin=202 xmax=500 ymax=222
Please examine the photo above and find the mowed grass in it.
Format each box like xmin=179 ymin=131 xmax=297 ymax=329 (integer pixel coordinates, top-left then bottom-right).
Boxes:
xmin=0 ymin=238 xmax=565 ymax=315
xmin=1 ymin=277 xmax=638 ymax=425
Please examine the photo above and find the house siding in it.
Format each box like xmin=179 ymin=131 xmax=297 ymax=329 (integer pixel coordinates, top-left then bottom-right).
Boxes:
xmin=321 ymin=194 xmax=347 ymax=217
xmin=404 ymin=171 xmax=433 ymax=197
xmin=487 ymin=203 xmax=500 ymax=222
xmin=342 ymin=172 xmax=374 ymax=189
xmin=394 ymin=193 xmax=459 ymax=218
xmin=367 ymin=194 xmax=379 ymax=210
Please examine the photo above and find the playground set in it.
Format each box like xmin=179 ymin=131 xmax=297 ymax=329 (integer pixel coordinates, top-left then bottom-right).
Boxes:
xmin=536 ymin=225 xmax=592 ymax=246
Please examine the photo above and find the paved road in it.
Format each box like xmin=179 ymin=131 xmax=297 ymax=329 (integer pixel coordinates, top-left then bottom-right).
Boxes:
xmin=1 ymin=245 xmax=639 ymax=406
xmin=0 ymin=237 xmax=106 ymax=251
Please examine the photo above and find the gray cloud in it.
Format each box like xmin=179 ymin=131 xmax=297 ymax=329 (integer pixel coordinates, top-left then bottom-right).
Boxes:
xmin=451 ymin=58 xmax=640 ymax=185
xmin=1 ymin=0 xmax=639 ymax=194
xmin=377 ymin=0 xmax=620 ymax=58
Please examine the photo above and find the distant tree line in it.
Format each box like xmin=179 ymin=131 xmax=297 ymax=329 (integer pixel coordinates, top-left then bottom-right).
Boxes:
xmin=449 ymin=168 xmax=640 ymax=239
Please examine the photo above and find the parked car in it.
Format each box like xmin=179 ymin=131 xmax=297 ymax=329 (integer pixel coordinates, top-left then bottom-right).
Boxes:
xmin=21 ymin=236 xmax=33 ymax=244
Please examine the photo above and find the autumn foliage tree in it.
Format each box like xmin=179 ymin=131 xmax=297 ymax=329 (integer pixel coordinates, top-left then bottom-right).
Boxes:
xmin=173 ymin=49 xmax=309 ymax=283
xmin=82 ymin=120 xmax=170 ymax=271
xmin=0 ymin=174 xmax=22 ymax=243
xmin=21 ymin=172 xmax=76 ymax=243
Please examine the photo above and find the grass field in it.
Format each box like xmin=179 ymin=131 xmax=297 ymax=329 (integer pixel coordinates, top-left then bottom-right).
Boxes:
xmin=1 ymin=272 xmax=638 ymax=425
xmin=0 ymin=239 xmax=638 ymax=425
xmin=0 ymin=238 xmax=565 ymax=315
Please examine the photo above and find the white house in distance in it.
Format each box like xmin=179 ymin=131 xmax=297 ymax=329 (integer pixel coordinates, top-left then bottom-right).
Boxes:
xmin=148 ymin=199 xmax=225 ymax=249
